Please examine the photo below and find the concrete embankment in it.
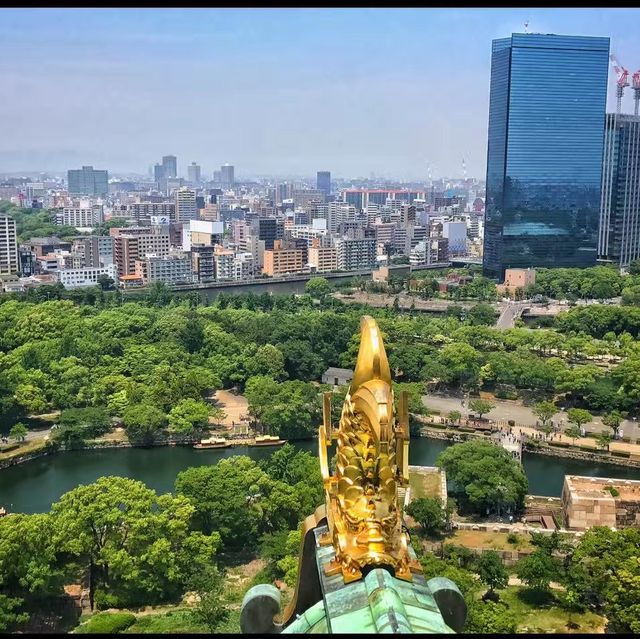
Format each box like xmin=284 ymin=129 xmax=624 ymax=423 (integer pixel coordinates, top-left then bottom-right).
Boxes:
xmin=420 ymin=426 xmax=640 ymax=468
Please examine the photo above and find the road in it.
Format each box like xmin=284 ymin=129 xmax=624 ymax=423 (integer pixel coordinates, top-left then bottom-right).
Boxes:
xmin=496 ymin=301 xmax=529 ymax=329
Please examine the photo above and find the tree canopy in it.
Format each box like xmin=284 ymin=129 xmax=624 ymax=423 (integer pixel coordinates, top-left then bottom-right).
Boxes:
xmin=436 ymin=440 xmax=528 ymax=516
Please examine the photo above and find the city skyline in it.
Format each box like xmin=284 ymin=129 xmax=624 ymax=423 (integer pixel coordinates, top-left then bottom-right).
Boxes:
xmin=2 ymin=8 xmax=639 ymax=178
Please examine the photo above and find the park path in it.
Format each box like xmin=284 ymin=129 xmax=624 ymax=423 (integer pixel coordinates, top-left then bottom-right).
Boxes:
xmin=507 ymin=577 xmax=565 ymax=591
xmin=422 ymin=392 xmax=640 ymax=442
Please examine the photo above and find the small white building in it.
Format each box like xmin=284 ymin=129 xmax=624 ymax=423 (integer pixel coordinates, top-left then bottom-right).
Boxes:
xmin=57 ymin=264 xmax=118 ymax=289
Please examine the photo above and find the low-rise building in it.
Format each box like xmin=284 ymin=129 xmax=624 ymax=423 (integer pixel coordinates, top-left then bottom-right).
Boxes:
xmin=496 ymin=268 xmax=536 ymax=295
xmin=562 ymin=475 xmax=640 ymax=530
xmin=213 ymin=246 xmax=255 ymax=281
xmin=134 ymin=253 xmax=194 ymax=286
xmin=410 ymin=238 xmax=449 ymax=266
xmin=57 ymin=264 xmax=118 ymax=289
xmin=322 ymin=367 xmax=354 ymax=387
xmin=308 ymin=238 xmax=337 ymax=273
xmin=263 ymin=239 xmax=305 ymax=276
xmin=57 ymin=206 xmax=104 ymax=227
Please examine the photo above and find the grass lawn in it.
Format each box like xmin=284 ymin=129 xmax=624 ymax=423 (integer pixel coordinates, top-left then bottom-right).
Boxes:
xmin=497 ymin=586 xmax=605 ymax=634
xmin=408 ymin=468 xmax=442 ymax=499
xmin=124 ymin=609 xmax=208 ymax=634
xmin=0 ymin=438 xmax=47 ymax=461
xmin=445 ymin=529 xmax=534 ymax=552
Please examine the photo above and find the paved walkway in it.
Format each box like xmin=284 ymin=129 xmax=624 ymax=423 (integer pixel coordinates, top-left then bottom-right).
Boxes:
xmin=423 ymin=392 xmax=640 ymax=442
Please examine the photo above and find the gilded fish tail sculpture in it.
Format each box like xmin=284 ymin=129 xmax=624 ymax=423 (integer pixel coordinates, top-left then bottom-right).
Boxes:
xmin=319 ymin=315 xmax=421 ymax=583
xmin=240 ymin=315 xmax=467 ymax=634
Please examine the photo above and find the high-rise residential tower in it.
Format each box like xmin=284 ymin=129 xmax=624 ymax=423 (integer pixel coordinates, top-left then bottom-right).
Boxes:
xmin=598 ymin=114 xmax=640 ymax=268
xmin=0 ymin=216 xmax=18 ymax=275
xmin=67 ymin=166 xmax=109 ymax=196
xmin=188 ymin=162 xmax=201 ymax=185
xmin=482 ymin=33 xmax=610 ymax=280
xmin=317 ymin=171 xmax=331 ymax=197
xmin=221 ymin=163 xmax=234 ymax=187
xmin=162 ymin=155 xmax=178 ymax=179
xmin=175 ymin=187 xmax=198 ymax=223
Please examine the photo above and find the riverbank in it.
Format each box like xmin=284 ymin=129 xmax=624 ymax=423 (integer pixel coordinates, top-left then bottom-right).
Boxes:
xmin=4 ymin=424 xmax=640 ymax=474
xmin=419 ymin=425 xmax=640 ymax=468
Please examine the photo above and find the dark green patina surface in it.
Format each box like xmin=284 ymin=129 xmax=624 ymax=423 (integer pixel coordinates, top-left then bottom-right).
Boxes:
xmin=282 ymin=526 xmax=457 ymax=634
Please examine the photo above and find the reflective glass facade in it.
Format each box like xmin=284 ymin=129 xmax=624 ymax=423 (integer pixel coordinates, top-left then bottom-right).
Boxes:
xmin=598 ymin=114 xmax=640 ymax=268
xmin=483 ymin=34 xmax=610 ymax=280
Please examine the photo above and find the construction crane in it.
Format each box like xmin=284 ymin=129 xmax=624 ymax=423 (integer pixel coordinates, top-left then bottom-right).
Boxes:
xmin=633 ymin=69 xmax=640 ymax=116
xmin=610 ymin=53 xmax=630 ymax=114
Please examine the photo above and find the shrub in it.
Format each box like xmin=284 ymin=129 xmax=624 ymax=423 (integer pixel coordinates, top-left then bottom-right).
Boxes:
xmin=94 ymin=590 xmax=120 ymax=611
xmin=75 ymin=612 xmax=136 ymax=634
xmin=507 ymin=532 xmax=520 ymax=545
xmin=608 ymin=487 xmax=620 ymax=497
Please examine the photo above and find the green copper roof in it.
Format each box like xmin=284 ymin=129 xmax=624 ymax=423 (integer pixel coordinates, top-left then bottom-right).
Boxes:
xmin=283 ymin=526 xmax=456 ymax=634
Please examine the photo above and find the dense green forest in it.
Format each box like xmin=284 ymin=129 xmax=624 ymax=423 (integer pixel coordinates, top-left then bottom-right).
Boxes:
xmin=3 ymin=279 xmax=640 ymax=443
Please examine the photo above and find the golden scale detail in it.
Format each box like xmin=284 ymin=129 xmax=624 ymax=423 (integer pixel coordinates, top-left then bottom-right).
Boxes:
xmin=319 ymin=315 xmax=423 ymax=584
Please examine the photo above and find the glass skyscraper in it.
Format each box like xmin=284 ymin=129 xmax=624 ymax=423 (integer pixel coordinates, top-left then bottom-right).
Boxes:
xmin=598 ymin=114 xmax=640 ymax=269
xmin=483 ymin=33 xmax=610 ymax=280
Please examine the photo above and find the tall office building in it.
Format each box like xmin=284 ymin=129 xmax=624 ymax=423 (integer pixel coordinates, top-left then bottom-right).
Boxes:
xmin=188 ymin=162 xmax=201 ymax=185
xmin=221 ymin=163 xmax=234 ymax=187
xmin=175 ymin=187 xmax=198 ymax=223
xmin=482 ymin=33 xmax=610 ymax=280
xmin=317 ymin=171 xmax=331 ymax=197
xmin=598 ymin=114 xmax=640 ymax=268
xmin=0 ymin=216 xmax=18 ymax=275
xmin=67 ymin=166 xmax=109 ymax=196
xmin=153 ymin=163 xmax=165 ymax=183
xmin=162 ymin=155 xmax=177 ymax=179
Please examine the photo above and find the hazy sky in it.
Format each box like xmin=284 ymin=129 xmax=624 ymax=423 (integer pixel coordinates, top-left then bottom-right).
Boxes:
xmin=1 ymin=8 xmax=639 ymax=180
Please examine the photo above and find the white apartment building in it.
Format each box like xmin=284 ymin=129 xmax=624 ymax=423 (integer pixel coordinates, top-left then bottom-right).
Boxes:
xmin=287 ymin=219 xmax=329 ymax=246
xmin=335 ymin=237 xmax=377 ymax=271
xmin=328 ymin=203 xmax=356 ymax=234
xmin=57 ymin=264 xmax=118 ymax=289
xmin=214 ymin=248 xmax=255 ymax=281
xmin=0 ymin=216 xmax=18 ymax=275
xmin=410 ymin=238 xmax=449 ymax=266
xmin=57 ymin=206 xmax=104 ymax=227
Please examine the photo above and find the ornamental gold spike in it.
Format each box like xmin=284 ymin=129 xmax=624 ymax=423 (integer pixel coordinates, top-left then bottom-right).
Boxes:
xmin=319 ymin=316 xmax=421 ymax=584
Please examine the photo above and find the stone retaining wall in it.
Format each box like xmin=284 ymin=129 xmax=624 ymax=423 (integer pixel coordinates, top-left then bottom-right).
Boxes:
xmin=422 ymin=539 xmax=534 ymax=566
xmin=524 ymin=442 xmax=640 ymax=468
xmin=420 ymin=426 xmax=640 ymax=469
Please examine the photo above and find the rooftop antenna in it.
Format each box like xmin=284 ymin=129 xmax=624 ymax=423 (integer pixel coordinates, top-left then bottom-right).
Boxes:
xmin=610 ymin=53 xmax=630 ymax=115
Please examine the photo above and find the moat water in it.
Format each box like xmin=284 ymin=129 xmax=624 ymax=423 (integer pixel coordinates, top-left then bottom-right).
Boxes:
xmin=3 ymin=438 xmax=640 ymax=513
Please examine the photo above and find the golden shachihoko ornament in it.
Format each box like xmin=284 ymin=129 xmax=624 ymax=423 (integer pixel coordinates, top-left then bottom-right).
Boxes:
xmin=318 ymin=315 xmax=422 ymax=583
